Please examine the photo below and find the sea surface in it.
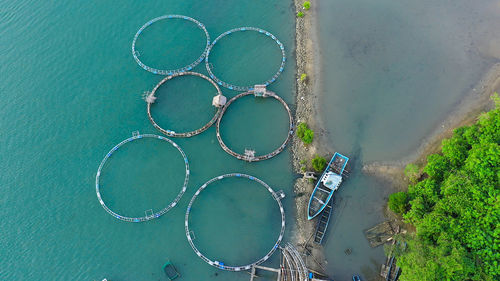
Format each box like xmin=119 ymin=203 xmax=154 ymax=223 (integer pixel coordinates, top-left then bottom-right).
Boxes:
xmin=0 ymin=1 xmax=296 ymax=280
xmin=317 ymin=0 xmax=500 ymax=280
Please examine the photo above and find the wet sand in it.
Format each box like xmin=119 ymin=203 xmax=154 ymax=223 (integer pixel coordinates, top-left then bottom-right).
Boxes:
xmin=363 ymin=62 xmax=500 ymax=186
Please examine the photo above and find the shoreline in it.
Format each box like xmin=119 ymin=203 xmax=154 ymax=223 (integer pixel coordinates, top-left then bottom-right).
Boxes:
xmin=291 ymin=0 xmax=330 ymax=273
xmin=290 ymin=0 xmax=500 ymax=275
xmin=362 ymin=62 xmax=500 ymax=186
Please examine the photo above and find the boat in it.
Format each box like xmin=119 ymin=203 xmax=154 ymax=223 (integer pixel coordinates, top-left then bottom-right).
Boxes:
xmin=313 ymin=196 xmax=333 ymax=244
xmin=352 ymin=275 xmax=362 ymax=281
xmin=307 ymin=152 xmax=349 ymax=220
xmin=163 ymin=260 xmax=180 ymax=280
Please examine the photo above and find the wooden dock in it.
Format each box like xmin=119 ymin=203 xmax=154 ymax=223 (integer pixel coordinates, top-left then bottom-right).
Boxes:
xmin=313 ymin=197 xmax=333 ymax=244
xmin=248 ymin=243 xmax=311 ymax=281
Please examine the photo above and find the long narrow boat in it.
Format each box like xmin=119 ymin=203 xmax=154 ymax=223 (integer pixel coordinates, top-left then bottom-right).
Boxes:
xmin=307 ymin=152 xmax=349 ymax=220
xmin=313 ymin=197 xmax=333 ymax=244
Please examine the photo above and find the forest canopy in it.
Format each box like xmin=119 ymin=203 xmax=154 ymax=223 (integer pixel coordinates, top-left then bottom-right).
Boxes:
xmin=388 ymin=95 xmax=499 ymax=281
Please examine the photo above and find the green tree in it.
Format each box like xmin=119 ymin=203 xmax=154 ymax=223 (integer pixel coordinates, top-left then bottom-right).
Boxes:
xmin=303 ymin=1 xmax=311 ymax=10
xmin=391 ymin=97 xmax=500 ymax=280
xmin=311 ymin=156 xmax=327 ymax=172
xmin=297 ymin=11 xmax=304 ymax=18
xmin=404 ymin=163 xmax=420 ymax=183
xmin=388 ymin=192 xmax=409 ymax=214
xmin=296 ymin=122 xmax=314 ymax=144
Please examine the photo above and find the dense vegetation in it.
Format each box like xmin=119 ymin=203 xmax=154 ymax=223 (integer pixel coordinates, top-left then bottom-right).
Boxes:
xmin=388 ymin=95 xmax=499 ymax=281
xmin=296 ymin=122 xmax=314 ymax=144
xmin=312 ymin=155 xmax=327 ymax=172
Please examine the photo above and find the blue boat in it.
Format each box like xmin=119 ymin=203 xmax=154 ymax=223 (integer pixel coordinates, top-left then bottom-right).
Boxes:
xmin=307 ymin=152 xmax=349 ymax=220
xmin=352 ymin=275 xmax=362 ymax=281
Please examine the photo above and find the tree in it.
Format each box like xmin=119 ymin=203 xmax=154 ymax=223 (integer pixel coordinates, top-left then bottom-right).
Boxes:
xmin=311 ymin=156 xmax=327 ymax=172
xmin=388 ymin=192 xmax=409 ymax=214
xmin=296 ymin=122 xmax=314 ymax=144
xmin=302 ymin=129 xmax=314 ymax=144
xmin=303 ymin=1 xmax=311 ymax=10
xmin=404 ymin=163 xmax=420 ymax=183
xmin=297 ymin=11 xmax=304 ymax=18
xmin=390 ymin=97 xmax=500 ymax=280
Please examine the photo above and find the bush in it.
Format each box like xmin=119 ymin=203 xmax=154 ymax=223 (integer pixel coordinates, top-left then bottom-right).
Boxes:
xmin=388 ymin=192 xmax=409 ymax=214
xmin=300 ymin=73 xmax=307 ymax=82
xmin=391 ymin=97 xmax=500 ymax=279
xmin=297 ymin=11 xmax=304 ymax=18
xmin=303 ymin=1 xmax=311 ymax=10
xmin=302 ymin=129 xmax=314 ymax=144
xmin=312 ymin=156 xmax=327 ymax=172
xmin=296 ymin=122 xmax=314 ymax=144
xmin=404 ymin=163 xmax=420 ymax=183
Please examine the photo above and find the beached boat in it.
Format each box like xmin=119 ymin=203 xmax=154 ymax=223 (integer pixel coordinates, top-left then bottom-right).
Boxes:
xmin=163 ymin=261 xmax=180 ymax=280
xmin=307 ymin=152 xmax=349 ymax=220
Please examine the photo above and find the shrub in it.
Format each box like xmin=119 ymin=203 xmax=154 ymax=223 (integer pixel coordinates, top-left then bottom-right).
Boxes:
xmin=296 ymin=122 xmax=314 ymax=144
xmin=302 ymin=129 xmax=314 ymax=144
xmin=388 ymin=192 xmax=409 ymax=214
xmin=297 ymin=11 xmax=305 ymax=18
xmin=303 ymin=1 xmax=311 ymax=10
xmin=300 ymin=73 xmax=307 ymax=82
xmin=404 ymin=163 xmax=420 ymax=183
xmin=312 ymin=156 xmax=327 ymax=172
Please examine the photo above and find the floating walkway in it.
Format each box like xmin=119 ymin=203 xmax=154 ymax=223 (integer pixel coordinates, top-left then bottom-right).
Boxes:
xmin=313 ymin=197 xmax=333 ymax=244
xmin=131 ymin=15 xmax=211 ymax=75
xmin=216 ymin=85 xmax=294 ymax=162
xmin=185 ymin=173 xmax=285 ymax=271
xmin=206 ymin=27 xmax=286 ymax=91
xmin=146 ymin=71 xmax=225 ymax=138
xmin=249 ymin=243 xmax=309 ymax=281
xmin=95 ymin=132 xmax=189 ymax=222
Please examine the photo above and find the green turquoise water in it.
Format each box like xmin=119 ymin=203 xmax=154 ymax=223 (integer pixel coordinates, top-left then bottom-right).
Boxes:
xmin=317 ymin=0 xmax=500 ymax=280
xmin=0 ymin=1 xmax=296 ymax=280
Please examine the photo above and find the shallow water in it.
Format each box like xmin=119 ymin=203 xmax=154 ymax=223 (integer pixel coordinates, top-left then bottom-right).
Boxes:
xmin=0 ymin=1 xmax=296 ymax=280
xmin=316 ymin=0 xmax=500 ymax=279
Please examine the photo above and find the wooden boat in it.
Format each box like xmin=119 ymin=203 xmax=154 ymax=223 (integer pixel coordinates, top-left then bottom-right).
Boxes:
xmin=163 ymin=260 xmax=180 ymax=280
xmin=313 ymin=197 xmax=333 ymax=244
xmin=307 ymin=152 xmax=349 ymax=220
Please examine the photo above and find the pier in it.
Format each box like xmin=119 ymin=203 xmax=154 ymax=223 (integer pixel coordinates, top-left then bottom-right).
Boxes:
xmin=216 ymin=85 xmax=294 ymax=162
xmin=247 ymin=243 xmax=316 ymax=281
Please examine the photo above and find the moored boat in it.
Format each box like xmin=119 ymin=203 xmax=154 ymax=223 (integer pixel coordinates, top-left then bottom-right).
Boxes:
xmin=307 ymin=152 xmax=349 ymax=220
xmin=163 ymin=260 xmax=180 ymax=280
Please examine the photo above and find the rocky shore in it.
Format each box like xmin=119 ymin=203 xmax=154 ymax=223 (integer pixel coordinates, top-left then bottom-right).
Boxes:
xmin=291 ymin=0 xmax=331 ymax=274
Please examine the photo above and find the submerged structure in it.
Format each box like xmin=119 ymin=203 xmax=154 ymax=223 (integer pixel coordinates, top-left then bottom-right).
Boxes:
xmin=307 ymin=152 xmax=349 ymax=220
